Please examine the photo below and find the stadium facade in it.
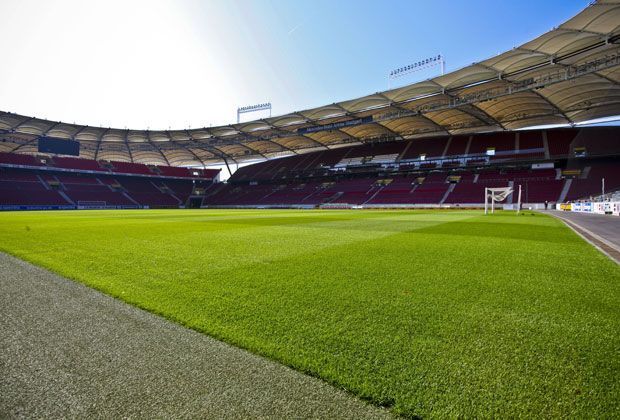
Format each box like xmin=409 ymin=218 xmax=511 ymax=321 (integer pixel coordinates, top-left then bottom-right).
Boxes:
xmin=0 ymin=0 xmax=619 ymax=210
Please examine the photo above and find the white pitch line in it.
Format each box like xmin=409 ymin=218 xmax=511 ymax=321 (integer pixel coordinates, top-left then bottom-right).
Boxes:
xmin=546 ymin=211 xmax=619 ymax=265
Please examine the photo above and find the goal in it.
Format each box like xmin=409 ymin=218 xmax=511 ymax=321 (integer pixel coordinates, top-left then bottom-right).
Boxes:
xmin=484 ymin=187 xmax=514 ymax=214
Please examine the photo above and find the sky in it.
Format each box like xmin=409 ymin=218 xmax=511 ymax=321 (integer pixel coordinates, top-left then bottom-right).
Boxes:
xmin=0 ymin=0 xmax=591 ymax=131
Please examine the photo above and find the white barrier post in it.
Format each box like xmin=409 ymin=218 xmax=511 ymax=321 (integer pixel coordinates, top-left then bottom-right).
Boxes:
xmin=484 ymin=188 xmax=488 ymax=215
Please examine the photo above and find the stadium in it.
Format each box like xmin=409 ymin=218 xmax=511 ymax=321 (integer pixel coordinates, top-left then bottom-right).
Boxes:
xmin=0 ymin=1 xmax=619 ymax=418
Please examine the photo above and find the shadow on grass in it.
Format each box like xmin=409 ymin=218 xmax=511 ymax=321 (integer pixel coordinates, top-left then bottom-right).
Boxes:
xmin=212 ymin=212 xmax=478 ymax=235
xmin=408 ymin=218 xmax=575 ymax=245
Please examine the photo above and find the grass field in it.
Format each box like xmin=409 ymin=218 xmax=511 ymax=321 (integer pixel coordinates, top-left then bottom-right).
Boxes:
xmin=0 ymin=209 xmax=618 ymax=418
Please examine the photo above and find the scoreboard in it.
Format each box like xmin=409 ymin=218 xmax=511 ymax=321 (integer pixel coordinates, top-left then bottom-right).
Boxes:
xmin=38 ymin=137 xmax=80 ymax=156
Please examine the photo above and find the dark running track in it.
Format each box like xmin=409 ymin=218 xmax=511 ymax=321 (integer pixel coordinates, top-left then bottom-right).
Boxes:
xmin=0 ymin=252 xmax=390 ymax=419
xmin=545 ymin=210 xmax=620 ymax=264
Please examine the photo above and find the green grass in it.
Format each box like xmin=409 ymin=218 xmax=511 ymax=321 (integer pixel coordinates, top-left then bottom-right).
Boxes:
xmin=1 ymin=209 xmax=618 ymax=418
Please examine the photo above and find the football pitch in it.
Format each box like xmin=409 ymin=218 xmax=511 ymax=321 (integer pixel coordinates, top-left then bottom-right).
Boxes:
xmin=1 ymin=209 xmax=618 ymax=418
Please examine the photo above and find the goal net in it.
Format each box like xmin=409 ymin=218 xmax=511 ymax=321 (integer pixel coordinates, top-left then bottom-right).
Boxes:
xmin=484 ymin=187 xmax=513 ymax=214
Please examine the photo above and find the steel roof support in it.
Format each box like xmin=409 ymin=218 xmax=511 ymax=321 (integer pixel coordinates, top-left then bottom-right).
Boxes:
xmin=184 ymin=129 xmax=234 ymax=162
xmin=223 ymin=125 xmax=269 ymax=159
xmin=93 ymin=128 xmax=111 ymax=160
xmin=124 ymin=130 xmax=135 ymax=163
xmin=527 ymin=89 xmax=575 ymax=125
xmin=259 ymin=118 xmax=329 ymax=150
xmin=256 ymin=120 xmax=301 ymax=153
xmin=145 ymin=130 xmax=170 ymax=166
xmin=9 ymin=116 xmax=35 ymax=131
xmin=278 ymin=113 xmax=334 ymax=148
xmin=499 ymin=51 xmax=617 ymax=125
xmin=427 ymin=79 xmax=507 ymax=130
xmin=222 ymin=156 xmax=233 ymax=177
xmin=41 ymin=121 xmax=62 ymax=136
xmin=165 ymin=131 xmax=207 ymax=168
xmin=375 ymin=92 xmax=450 ymax=135
xmin=71 ymin=125 xmax=88 ymax=140
xmin=10 ymin=138 xmax=37 ymax=152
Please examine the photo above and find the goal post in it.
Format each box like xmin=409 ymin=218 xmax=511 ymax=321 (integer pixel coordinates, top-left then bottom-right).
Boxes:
xmin=484 ymin=187 xmax=514 ymax=214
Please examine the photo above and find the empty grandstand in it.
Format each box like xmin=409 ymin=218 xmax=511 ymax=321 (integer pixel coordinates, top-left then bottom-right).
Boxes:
xmin=202 ymin=127 xmax=619 ymax=208
xmin=2 ymin=126 xmax=617 ymax=209
xmin=0 ymin=152 xmax=218 ymax=209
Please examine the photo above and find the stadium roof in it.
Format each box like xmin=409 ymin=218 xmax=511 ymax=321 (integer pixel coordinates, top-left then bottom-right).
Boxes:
xmin=1 ymin=0 xmax=620 ymax=167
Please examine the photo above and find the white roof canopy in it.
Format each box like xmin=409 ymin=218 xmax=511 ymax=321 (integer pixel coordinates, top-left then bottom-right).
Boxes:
xmin=1 ymin=0 xmax=619 ymax=166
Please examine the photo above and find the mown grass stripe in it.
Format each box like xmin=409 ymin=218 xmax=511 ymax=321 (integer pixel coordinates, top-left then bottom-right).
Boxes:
xmin=0 ymin=209 xmax=618 ymax=418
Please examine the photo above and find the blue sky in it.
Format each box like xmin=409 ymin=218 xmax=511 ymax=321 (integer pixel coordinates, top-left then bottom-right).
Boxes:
xmin=0 ymin=0 xmax=589 ymax=129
